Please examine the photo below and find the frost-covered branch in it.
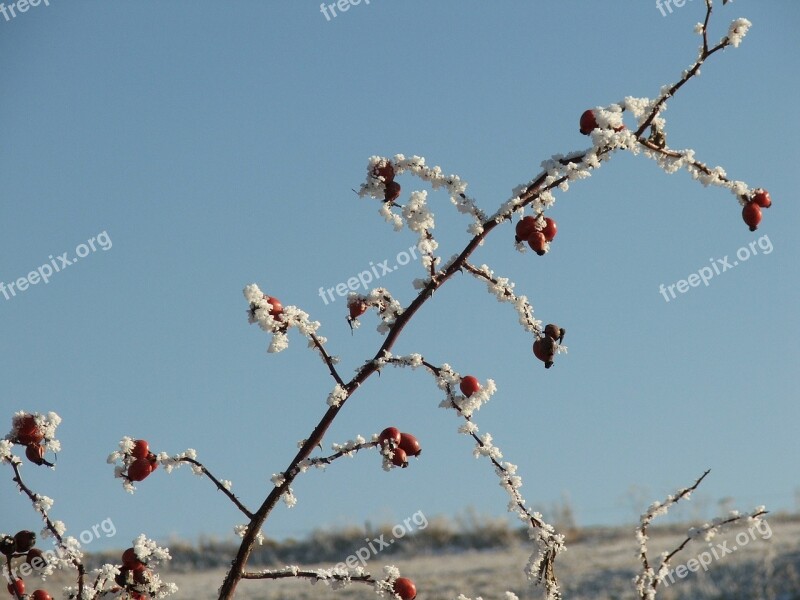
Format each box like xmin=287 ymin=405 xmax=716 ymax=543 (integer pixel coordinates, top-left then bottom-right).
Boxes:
xmin=385 ymin=355 xmax=565 ymax=599
xmin=634 ymin=469 xmax=768 ymax=600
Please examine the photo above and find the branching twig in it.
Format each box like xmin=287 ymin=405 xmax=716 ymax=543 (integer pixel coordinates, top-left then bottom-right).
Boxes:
xmin=177 ymin=457 xmax=254 ymax=519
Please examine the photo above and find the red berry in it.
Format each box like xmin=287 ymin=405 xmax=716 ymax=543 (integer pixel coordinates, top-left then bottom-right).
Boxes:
xmin=31 ymin=591 xmax=52 ymax=600
xmin=398 ymin=433 xmax=421 ymax=458
xmin=579 ymin=109 xmax=598 ymax=135
xmin=131 ymin=440 xmax=149 ymax=459
xmin=742 ymin=201 xmax=762 ymax=231
xmin=541 ymin=217 xmax=558 ymax=242
xmin=14 ymin=531 xmax=36 ymax=553
xmin=393 ymin=577 xmax=417 ymax=600
xmin=7 ymin=579 xmax=24 ymax=597
xmin=544 ymin=323 xmax=565 ymax=342
xmin=26 ymin=549 xmax=46 ymax=571
xmin=348 ymin=299 xmax=368 ymax=320
xmin=15 ymin=414 xmax=43 ymax=445
xmin=263 ymin=295 xmax=283 ymax=318
xmin=752 ymin=188 xmax=771 ymax=209
xmin=378 ymin=427 xmax=401 ymax=448
xmin=528 ymin=232 xmax=547 ymax=256
xmin=148 ymin=454 xmax=159 ymax=471
xmin=373 ymin=161 xmax=395 ymax=183
xmin=133 ymin=569 xmax=151 ymax=585
xmin=115 ymin=567 xmax=131 ymax=587
xmin=533 ymin=337 xmax=556 ymax=369
xmin=127 ymin=458 xmax=153 ymax=482
xmin=122 ymin=547 xmax=145 ymax=571
xmin=25 ymin=444 xmax=46 ymax=465
xmin=0 ymin=536 xmax=14 ymax=556
xmin=384 ymin=181 xmax=401 ymax=203
xmin=390 ymin=447 xmax=408 ymax=468
xmin=459 ymin=376 xmax=481 ymax=397
xmin=515 ymin=216 xmax=539 ymax=242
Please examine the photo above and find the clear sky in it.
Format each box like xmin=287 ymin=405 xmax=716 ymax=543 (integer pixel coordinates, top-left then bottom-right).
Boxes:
xmin=1 ymin=1 xmax=798 ymax=553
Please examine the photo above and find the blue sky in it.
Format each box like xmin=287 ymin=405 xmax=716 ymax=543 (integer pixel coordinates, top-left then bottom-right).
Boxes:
xmin=1 ymin=1 xmax=798 ymax=553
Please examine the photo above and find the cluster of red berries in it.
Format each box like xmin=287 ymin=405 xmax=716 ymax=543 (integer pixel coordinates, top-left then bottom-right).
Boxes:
xmin=378 ymin=427 xmax=421 ymax=468
xmin=742 ymin=188 xmax=771 ymax=231
xmin=392 ymin=577 xmax=417 ymax=600
xmin=515 ymin=215 xmax=558 ymax=256
xmin=579 ymin=109 xmax=625 ymax=136
xmin=373 ymin=161 xmax=401 ymax=203
xmin=125 ymin=440 xmax=159 ymax=483
xmin=11 ymin=415 xmax=52 ymax=468
xmin=532 ymin=324 xmax=566 ymax=369
xmin=580 ymin=109 xmax=772 ymax=233
xmin=113 ymin=546 xmax=152 ymax=599
xmin=3 ymin=530 xmax=52 ymax=600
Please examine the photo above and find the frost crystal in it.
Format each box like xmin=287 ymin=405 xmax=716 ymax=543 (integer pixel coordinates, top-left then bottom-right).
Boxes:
xmin=727 ymin=18 xmax=752 ymax=48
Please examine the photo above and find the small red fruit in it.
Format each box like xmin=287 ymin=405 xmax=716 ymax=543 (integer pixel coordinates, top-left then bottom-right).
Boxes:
xmin=15 ymin=414 xmax=43 ymax=445
xmin=373 ymin=161 xmax=395 ymax=183
xmin=398 ymin=433 xmax=421 ymax=458
xmin=31 ymin=591 xmax=52 ymax=600
xmin=459 ymin=376 xmax=481 ymax=397
xmin=0 ymin=536 xmax=14 ymax=556
xmin=115 ymin=567 xmax=131 ymax=587
xmin=752 ymin=189 xmax=771 ymax=209
xmin=541 ymin=217 xmax=558 ymax=242
xmin=393 ymin=577 xmax=417 ymax=600
xmin=378 ymin=427 xmax=401 ymax=448
xmin=579 ymin=109 xmax=598 ymax=135
xmin=384 ymin=181 xmax=401 ymax=203
xmin=7 ymin=579 xmax=24 ymax=597
xmin=25 ymin=444 xmax=46 ymax=465
xmin=122 ymin=547 xmax=145 ymax=571
xmin=528 ymin=232 xmax=547 ymax=256
xmin=533 ymin=337 xmax=556 ymax=369
xmin=515 ymin=216 xmax=539 ymax=242
xmin=742 ymin=201 xmax=762 ymax=231
xmin=348 ymin=299 xmax=368 ymax=320
xmin=26 ymin=549 xmax=47 ymax=571
xmin=127 ymin=458 xmax=153 ymax=482
xmin=14 ymin=531 xmax=36 ymax=553
xmin=264 ymin=296 xmax=283 ymax=318
xmin=544 ymin=323 xmax=565 ymax=343
xmin=131 ymin=440 xmax=149 ymax=459
xmin=390 ymin=447 xmax=408 ymax=468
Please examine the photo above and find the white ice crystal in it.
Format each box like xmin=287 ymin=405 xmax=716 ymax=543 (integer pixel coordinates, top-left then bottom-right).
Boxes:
xmin=727 ymin=18 xmax=752 ymax=48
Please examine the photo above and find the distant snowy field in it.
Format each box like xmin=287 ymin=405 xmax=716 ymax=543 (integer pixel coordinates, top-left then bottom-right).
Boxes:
xmin=159 ymin=517 xmax=800 ymax=599
xmin=42 ymin=517 xmax=800 ymax=599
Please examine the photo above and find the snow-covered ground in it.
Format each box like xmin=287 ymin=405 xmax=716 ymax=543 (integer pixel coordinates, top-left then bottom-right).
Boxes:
xmin=162 ymin=516 xmax=800 ymax=599
xmin=39 ymin=517 xmax=800 ymax=599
